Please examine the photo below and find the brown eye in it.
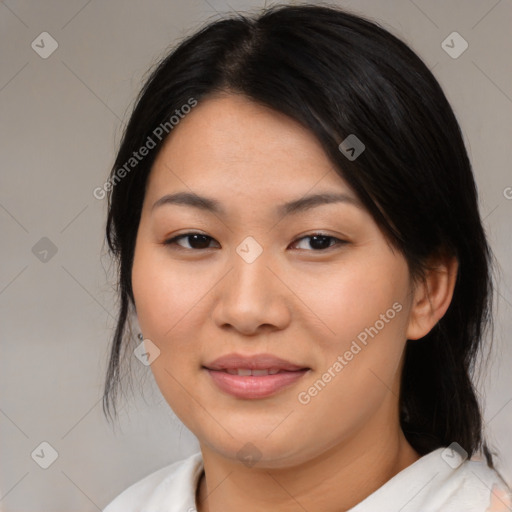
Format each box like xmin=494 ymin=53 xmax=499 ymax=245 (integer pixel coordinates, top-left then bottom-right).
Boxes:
xmin=164 ymin=233 xmax=218 ymax=250
xmin=291 ymin=233 xmax=346 ymax=251
xmin=163 ymin=232 xmax=347 ymax=252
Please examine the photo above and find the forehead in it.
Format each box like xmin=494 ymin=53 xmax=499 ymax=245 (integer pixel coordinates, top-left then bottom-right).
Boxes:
xmin=145 ymin=94 xmax=357 ymax=209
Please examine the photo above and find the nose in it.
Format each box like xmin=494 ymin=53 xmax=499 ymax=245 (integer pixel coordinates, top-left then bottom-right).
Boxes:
xmin=210 ymin=244 xmax=292 ymax=336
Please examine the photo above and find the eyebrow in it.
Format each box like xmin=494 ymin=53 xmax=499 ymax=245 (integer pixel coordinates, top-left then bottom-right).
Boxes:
xmin=151 ymin=191 xmax=361 ymax=217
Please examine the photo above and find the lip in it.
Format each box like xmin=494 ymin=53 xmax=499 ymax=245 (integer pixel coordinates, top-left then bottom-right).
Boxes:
xmin=204 ymin=353 xmax=308 ymax=372
xmin=203 ymin=353 xmax=310 ymax=399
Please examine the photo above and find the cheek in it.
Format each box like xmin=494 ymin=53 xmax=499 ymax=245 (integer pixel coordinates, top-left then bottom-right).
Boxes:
xmin=293 ymin=253 xmax=410 ymax=348
xmin=296 ymin=277 xmax=409 ymax=444
xmin=295 ymin=251 xmax=412 ymax=416
xmin=131 ymin=242 xmax=206 ymax=419
xmin=131 ymin=242 xmax=206 ymax=342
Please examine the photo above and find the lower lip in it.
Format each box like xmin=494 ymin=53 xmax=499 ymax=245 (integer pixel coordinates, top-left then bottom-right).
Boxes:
xmin=205 ymin=369 xmax=309 ymax=399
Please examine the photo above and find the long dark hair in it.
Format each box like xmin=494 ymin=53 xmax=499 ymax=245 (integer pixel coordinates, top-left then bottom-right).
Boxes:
xmin=102 ymin=3 xmax=496 ymax=467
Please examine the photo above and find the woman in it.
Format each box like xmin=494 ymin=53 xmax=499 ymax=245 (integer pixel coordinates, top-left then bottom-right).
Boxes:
xmin=101 ymin=4 xmax=511 ymax=511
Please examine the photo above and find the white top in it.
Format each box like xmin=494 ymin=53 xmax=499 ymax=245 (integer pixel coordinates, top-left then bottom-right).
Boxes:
xmin=103 ymin=447 xmax=511 ymax=512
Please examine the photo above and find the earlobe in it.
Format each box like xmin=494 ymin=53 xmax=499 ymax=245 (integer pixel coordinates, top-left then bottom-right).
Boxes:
xmin=406 ymin=254 xmax=458 ymax=341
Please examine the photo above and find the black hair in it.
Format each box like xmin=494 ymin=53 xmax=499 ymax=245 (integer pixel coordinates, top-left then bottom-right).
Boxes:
xmin=102 ymin=3 xmax=496 ymax=468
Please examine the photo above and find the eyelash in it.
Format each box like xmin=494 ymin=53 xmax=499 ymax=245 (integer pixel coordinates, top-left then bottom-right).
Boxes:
xmin=163 ymin=232 xmax=347 ymax=252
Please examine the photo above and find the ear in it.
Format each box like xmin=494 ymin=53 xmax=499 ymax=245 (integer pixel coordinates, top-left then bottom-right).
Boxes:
xmin=406 ymin=252 xmax=458 ymax=340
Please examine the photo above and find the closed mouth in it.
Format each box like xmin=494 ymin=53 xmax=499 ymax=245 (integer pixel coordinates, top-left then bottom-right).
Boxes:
xmin=217 ymin=368 xmax=306 ymax=376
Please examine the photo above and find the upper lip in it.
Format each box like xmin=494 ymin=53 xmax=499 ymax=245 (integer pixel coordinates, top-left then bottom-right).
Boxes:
xmin=203 ymin=353 xmax=309 ymax=371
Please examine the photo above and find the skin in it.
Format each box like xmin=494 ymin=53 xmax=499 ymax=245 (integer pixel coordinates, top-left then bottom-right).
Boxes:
xmin=131 ymin=93 xmax=458 ymax=512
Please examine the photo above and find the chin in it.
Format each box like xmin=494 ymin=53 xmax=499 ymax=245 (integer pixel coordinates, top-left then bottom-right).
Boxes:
xmin=199 ymin=429 xmax=312 ymax=469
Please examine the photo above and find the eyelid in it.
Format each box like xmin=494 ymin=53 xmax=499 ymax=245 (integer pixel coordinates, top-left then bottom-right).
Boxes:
xmin=163 ymin=231 xmax=218 ymax=250
xmin=291 ymin=233 xmax=346 ymax=251
xmin=163 ymin=231 xmax=348 ymax=251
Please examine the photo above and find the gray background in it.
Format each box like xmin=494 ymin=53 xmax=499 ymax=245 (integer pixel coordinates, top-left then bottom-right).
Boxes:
xmin=1 ymin=0 xmax=511 ymax=510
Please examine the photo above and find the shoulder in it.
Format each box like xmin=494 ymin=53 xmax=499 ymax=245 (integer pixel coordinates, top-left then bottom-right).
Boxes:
xmin=444 ymin=455 xmax=512 ymax=511
xmin=411 ymin=449 xmax=512 ymax=512
xmin=348 ymin=447 xmax=512 ymax=512
xmin=102 ymin=451 xmax=203 ymax=512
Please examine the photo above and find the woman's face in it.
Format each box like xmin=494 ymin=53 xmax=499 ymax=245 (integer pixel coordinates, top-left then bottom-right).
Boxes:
xmin=131 ymin=93 xmax=417 ymax=467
